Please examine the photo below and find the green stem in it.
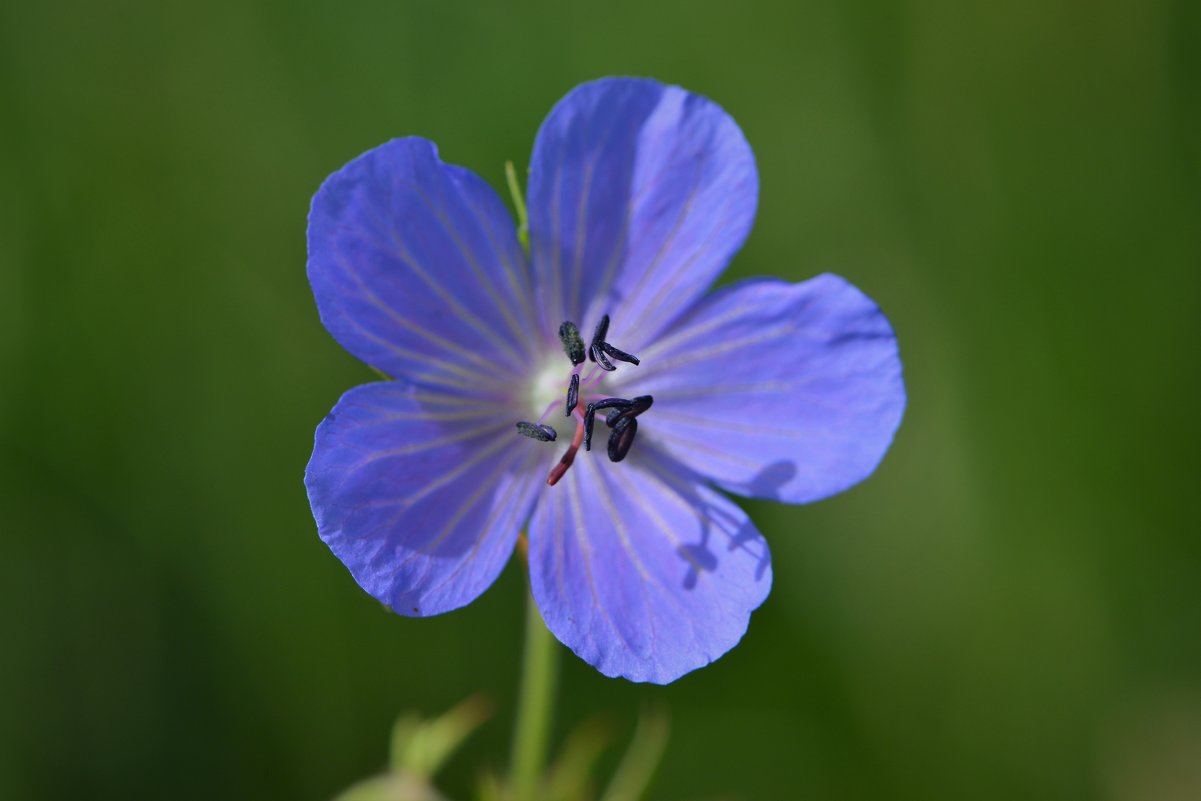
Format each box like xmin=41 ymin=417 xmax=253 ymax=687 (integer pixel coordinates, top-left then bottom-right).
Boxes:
xmin=509 ymin=584 xmax=558 ymax=801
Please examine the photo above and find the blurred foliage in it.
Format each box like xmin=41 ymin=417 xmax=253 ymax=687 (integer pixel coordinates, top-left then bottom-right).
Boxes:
xmin=334 ymin=696 xmax=488 ymax=801
xmin=1 ymin=1 xmax=1198 ymax=800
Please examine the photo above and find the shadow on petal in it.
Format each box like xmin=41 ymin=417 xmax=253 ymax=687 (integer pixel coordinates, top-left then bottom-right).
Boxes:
xmin=637 ymin=447 xmax=776 ymax=590
xmin=528 ymin=441 xmax=773 ymax=683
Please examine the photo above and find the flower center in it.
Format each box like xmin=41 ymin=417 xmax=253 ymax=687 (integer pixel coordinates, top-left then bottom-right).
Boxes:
xmin=514 ymin=314 xmax=655 ymax=485
xmin=526 ymin=357 xmax=572 ymax=420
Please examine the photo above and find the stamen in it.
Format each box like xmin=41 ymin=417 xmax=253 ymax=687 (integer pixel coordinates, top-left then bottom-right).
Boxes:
xmin=626 ymin=394 xmax=654 ymax=416
xmin=584 ymin=403 xmax=597 ymax=450
xmin=544 ymin=315 xmax=653 ymax=481
xmin=558 ymin=321 xmax=586 ymax=366
xmin=588 ymin=314 xmax=610 ymax=362
xmin=607 ymin=416 xmax=638 ymax=462
xmin=586 ymin=313 xmax=638 ymax=371
xmin=584 ymin=398 xmax=633 ymax=451
xmin=606 ymin=394 xmax=655 ymax=427
xmin=599 ymin=342 xmax=640 ymax=366
xmin=565 ymin=373 xmax=579 ymax=417
xmin=592 ymin=345 xmax=617 ymax=372
xmin=516 ymin=421 xmax=557 ymax=442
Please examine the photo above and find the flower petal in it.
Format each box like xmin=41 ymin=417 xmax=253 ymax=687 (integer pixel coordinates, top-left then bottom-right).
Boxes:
xmin=307 ymin=137 xmax=537 ymax=394
xmin=615 ymin=274 xmax=905 ymax=504
xmin=305 ymin=382 xmax=542 ymax=616
xmin=528 ymin=448 xmax=772 ymax=684
xmin=526 ymin=78 xmax=758 ymax=349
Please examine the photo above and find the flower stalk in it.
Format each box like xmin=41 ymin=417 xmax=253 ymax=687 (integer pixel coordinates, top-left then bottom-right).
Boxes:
xmin=509 ymin=581 xmax=559 ymax=800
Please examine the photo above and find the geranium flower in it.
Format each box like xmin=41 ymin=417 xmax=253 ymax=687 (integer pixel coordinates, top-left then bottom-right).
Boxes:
xmin=305 ymin=78 xmax=905 ymax=684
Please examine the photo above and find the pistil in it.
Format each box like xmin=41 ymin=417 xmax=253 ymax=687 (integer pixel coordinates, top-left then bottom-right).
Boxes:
xmin=547 ymin=402 xmax=586 ymax=486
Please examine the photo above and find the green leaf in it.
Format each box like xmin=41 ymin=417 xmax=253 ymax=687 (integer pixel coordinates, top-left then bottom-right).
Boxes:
xmin=390 ymin=695 xmax=493 ymax=779
xmin=598 ymin=706 xmax=670 ymax=801
xmin=333 ymin=773 xmax=448 ymax=801
xmin=544 ymin=717 xmax=614 ymax=801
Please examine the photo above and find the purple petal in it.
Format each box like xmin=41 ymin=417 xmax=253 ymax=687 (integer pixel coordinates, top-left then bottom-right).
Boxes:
xmin=305 ymin=382 xmax=542 ymax=616
xmin=615 ymin=274 xmax=905 ymax=504
xmin=528 ymin=449 xmax=772 ymax=684
xmin=526 ymin=78 xmax=757 ymax=349
xmin=308 ymin=138 xmax=537 ymax=394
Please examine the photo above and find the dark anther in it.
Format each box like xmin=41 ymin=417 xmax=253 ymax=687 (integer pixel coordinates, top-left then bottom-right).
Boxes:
xmin=626 ymin=394 xmax=654 ymax=416
xmin=588 ymin=314 xmax=610 ymax=362
xmin=558 ymin=321 xmax=586 ymax=366
xmin=592 ymin=344 xmax=617 ymax=371
xmin=584 ymin=397 xmax=632 ymax=451
xmin=607 ymin=416 xmax=638 ymax=462
xmin=606 ymin=395 xmax=655 ymax=427
xmin=586 ymin=313 xmax=638 ymax=371
xmin=599 ymin=342 xmax=640 ymax=366
xmin=516 ymin=421 xmax=557 ymax=442
xmin=565 ymin=373 xmax=579 ymax=416
xmin=583 ymin=404 xmax=598 ymax=450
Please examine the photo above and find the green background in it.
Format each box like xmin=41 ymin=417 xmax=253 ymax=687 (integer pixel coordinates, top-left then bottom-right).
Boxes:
xmin=2 ymin=1 xmax=1198 ymax=799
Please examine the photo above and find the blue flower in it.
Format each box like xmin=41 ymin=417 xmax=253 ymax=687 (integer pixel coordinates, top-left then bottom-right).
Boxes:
xmin=305 ymin=78 xmax=905 ymax=684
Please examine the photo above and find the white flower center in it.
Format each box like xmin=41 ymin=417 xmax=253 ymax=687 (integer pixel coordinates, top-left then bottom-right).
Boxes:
xmin=526 ymin=352 xmax=571 ymax=419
